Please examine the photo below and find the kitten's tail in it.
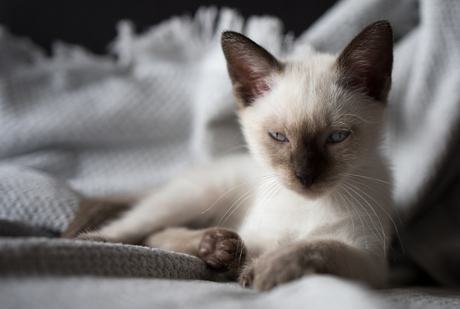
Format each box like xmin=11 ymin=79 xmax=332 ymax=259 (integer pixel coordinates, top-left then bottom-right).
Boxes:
xmin=60 ymin=195 xmax=140 ymax=239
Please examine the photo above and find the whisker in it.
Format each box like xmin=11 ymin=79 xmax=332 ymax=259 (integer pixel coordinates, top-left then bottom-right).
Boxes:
xmin=345 ymin=176 xmax=404 ymax=225
xmin=214 ymin=174 xmax=276 ymax=227
xmin=333 ymin=191 xmax=355 ymax=236
xmin=339 ymin=113 xmax=372 ymax=124
xmin=236 ymin=175 xmax=279 ymax=258
xmin=344 ymin=181 xmax=404 ymax=256
xmin=248 ymin=179 xmax=283 ymax=257
xmin=342 ymin=183 xmax=387 ymax=255
xmin=202 ymin=173 xmax=275 ymax=214
xmin=215 ymin=189 xmax=254 ymax=228
xmin=219 ymin=192 xmax=256 ymax=227
xmin=337 ymin=186 xmax=369 ymax=249
xmin=339 ymin=173 xmax=391 ymax=185
xmin=340 ymin=184 xmax=385 ymax=248
xmin=217 ymin=144 xmax=249 ymax=156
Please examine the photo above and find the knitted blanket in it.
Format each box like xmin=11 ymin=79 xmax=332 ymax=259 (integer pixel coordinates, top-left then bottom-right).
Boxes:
xmin=1 ymin=0 xmax=460 ymax=308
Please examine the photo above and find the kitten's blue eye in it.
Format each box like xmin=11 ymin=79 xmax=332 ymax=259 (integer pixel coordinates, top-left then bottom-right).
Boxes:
xmin=269 ymin=132 xmax=289 ymax=142
xmin=327 ymin=130 xmax=350 ymax=143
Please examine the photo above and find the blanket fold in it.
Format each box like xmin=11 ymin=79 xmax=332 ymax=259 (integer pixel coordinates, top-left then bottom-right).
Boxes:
xmin=0 ymin=237 xmax=213 ymax=280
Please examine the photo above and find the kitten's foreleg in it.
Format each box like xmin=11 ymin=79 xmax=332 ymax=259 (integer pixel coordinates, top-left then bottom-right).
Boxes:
xmin=61 ymin=195 xmax=138 ymax=239
xmin=240 ymin=239 xmax=386 ymax=291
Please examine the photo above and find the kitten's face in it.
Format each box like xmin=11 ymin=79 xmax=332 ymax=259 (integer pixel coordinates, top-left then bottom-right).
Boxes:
xmin=222 ymin=21 xmax=393 ymax=198
xmin=238 ymin=56 xmax=386 ymax=197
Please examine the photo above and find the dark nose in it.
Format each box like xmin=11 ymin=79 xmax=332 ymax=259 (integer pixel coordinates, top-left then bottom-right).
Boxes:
xmin=296 ymin=170 xmax=319 ymax=187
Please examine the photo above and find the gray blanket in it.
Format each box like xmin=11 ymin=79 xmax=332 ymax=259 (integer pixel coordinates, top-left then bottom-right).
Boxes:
xmin=2 ymin=0 xmax=460 ymax=308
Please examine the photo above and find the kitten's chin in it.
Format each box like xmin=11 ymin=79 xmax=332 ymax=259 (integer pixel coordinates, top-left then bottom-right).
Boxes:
xmin=300 ymin=187 xmax=327 ymax=200
xmin=286 ymin=182 xmax=329 ymax=200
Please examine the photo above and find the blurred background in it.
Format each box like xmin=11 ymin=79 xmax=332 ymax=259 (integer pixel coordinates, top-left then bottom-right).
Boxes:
xmin=0 ymin=0 xmax=338 ymax=54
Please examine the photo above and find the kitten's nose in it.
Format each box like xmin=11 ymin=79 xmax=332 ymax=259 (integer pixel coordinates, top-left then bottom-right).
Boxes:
xmin=296 ymin=170 xmax=319 ymax=187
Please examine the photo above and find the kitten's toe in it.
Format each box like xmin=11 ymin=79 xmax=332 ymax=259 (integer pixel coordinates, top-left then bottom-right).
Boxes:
xmin=239 ymin=259 xmax=287 ymax=291
xmin=198 ymin=229 xmax=245 ymax=272
xmin=239 ymin=264 xmax=255 ymax=288
xmin=74 ymin=231 xmax=108 ymax=242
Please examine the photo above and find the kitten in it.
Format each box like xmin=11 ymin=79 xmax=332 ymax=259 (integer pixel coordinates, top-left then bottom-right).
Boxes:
xmin=63 ymin=20 xmax=394 ymax=291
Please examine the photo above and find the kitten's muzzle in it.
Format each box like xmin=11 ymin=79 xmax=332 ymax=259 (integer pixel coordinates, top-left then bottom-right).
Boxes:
xmin=295 ymin=170 xmax=319 ymax=188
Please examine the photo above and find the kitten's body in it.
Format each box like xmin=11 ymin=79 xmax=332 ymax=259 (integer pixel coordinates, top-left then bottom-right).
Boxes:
xmin=64 ymin=21 xmax=394 ymax=291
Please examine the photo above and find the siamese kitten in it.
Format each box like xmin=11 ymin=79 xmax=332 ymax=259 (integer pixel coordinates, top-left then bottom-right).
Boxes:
xmin=63 ymin=20 xmax=394 ymax=291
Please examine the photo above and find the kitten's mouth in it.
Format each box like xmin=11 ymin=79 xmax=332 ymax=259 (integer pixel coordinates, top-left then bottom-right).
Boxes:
xmin=289 ymin=181 xmax=328 ymax=199
xmin=300 ymin=185 xmax=326 ymax=198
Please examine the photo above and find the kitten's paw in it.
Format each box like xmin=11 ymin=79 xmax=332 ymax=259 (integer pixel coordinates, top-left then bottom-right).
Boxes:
xmin=74 ymin=231 xmax=109 ymax=242
xmin=239 ymin=242 xmax=336 ymax=291
xmin=198 ymin=229 xmax=245 ymax=272
xmin=240 ymin=258 xmax=317 ymax=291
xmin=239 ymin=253 xmax=315 ymax=291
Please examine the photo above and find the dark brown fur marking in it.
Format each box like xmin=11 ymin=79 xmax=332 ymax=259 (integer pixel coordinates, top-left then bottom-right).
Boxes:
xmin=221 ymin=31 xmax=285 ymax=107
xmin=240 ymin=239 xmax=383 ymax=291
xmin=292 ymin=136 xmax=329 ymax=187
xmin=336 ymin=20 xmax=393 ymax=101
xmin=61 ymin=195 xmax=138 ymax=239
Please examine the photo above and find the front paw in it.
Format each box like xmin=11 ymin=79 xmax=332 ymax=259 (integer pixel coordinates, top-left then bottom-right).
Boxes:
xmin=239 ymin=242 xmax=341 ymax=291
xmin=240 ymin=253 xmax=315 ymax=291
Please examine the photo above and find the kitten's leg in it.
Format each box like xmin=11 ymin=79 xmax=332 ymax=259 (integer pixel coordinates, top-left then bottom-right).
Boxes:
xmin=143 ymin=227 xmax=246 ymax=273
xmin=77 ymin=156 xmax=258 ymax=244
xmin=61 ymin=195 xmax=138 ymax=239
xmin=240 ymin=239 xmax=385 ymax=291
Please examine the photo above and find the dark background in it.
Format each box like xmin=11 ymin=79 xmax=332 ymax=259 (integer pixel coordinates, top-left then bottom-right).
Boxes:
xmin=0 ymin=0 xmax=337 ymax=55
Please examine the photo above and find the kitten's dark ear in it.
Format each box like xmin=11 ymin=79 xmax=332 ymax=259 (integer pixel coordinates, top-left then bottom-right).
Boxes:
xmin=337 ymin=20 xmax=393 ymax=102
xmin=221 ymin=31 xmax=283 ymax=107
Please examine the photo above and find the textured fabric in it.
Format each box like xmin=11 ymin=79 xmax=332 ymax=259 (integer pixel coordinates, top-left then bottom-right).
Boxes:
xmin=0 ymin=165 xmax=80 ymax=233
xmin=0 ymin=8 xmax=288 ymax=199
xmin=2 ymin=276 xmax=460 ymax=309
xmin=1 ymin=276 xmax=389 ymax=309
xmin=1 ymin=0 xmax=460 ymax=308
xmin=0 ymin=237 xmax=213 ymax=280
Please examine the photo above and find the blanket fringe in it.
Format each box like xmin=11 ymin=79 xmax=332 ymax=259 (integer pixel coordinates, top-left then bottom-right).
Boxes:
xmin=111 ymin=6 xmax=292 ymax=68
xmin=0 ymin=7 xmax=292 ymax=76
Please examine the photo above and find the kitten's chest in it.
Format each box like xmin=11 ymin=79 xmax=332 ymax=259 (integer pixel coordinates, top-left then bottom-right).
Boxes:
xmin=237 ymin=189 xmax=342 ymax=254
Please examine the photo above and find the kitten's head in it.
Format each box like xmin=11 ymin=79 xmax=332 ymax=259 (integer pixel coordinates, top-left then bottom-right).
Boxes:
xmin=222 ymin=21 xmax=393 ymax=198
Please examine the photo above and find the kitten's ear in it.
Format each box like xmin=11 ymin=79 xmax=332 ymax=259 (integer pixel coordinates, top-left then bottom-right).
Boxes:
xmin=221 ymin=31 xmax=284 ymax=107
xmin=337 ymin=20 xmax=393 ymax=102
